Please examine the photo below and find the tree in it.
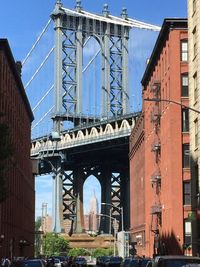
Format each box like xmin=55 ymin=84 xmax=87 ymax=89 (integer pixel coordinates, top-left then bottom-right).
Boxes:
xmin=43 ymin=233 xmax=70 ymax=256
xmin=92 ymin=248 xmax=113 ymax=257
xmin=68 ymin=248 xmax=91 ymax=257
xmin=0 ymin=121 xmax=13 ymax=202
xmin=35 ymin=217 xmax=42 ymax=257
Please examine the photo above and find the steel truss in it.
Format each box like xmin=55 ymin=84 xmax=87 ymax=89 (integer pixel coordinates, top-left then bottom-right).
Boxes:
xmin=51 ymin=1 xmax=130 ymax=126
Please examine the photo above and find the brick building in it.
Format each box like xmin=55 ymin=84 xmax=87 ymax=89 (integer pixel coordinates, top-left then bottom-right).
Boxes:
xmin=0 ymin=39 xmax=34 ymax=258
xmin=188 ymin=0 xmax=200 ymax=255
xmin=129 ymin=19 xmax=191 ymax=257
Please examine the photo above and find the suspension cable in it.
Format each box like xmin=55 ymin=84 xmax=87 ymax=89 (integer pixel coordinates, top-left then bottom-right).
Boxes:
xmin=25 ymin=46 xmax=55 ymax=90
xmin=83 ymin=49 xmax=101 ymax=72
xmin=32 ymin=39 xmax=93 ymax=113
xmin=31 ymin=106 xmax=54 ymax=130
xmin=62 ymin=7 xmax=161 ymax=31
xmin=22 ymin=19 xmax=52 ymax=66
xmin=32 ymin=84 xmax=54 ymax=112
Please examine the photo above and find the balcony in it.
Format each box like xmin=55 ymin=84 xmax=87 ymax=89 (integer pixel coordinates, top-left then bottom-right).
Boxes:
xmin=150 ymin=80 xmax=161 ymax=96
xmin=151 ymin=172 xmax=161 ymax=183
xmin=151 ymin=142 xmax=160 ymax=152
xmin=151 ymin=204 xmax=162 ymax=214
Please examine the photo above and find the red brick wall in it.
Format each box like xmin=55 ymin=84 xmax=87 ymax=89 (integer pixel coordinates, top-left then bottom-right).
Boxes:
xmin=129 ymin=115 xmax=146 ymax=256
xmin=0 ymin=42 xmax=34 ymax=258
xmin=130 ymin=20 xmax=190 ymax=257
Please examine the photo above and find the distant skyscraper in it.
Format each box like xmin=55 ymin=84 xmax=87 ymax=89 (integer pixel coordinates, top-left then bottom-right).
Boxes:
xmin=84 ymin=191 xmax=100 ymax=233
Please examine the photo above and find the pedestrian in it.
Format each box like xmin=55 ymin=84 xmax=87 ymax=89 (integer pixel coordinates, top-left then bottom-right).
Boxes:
xmin=2 ymin=257 xmax=11 ymax=267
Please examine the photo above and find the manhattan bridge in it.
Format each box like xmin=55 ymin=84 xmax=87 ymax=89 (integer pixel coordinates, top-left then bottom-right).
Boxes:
xmin=26 ymin=0 xmax=160 ymax=235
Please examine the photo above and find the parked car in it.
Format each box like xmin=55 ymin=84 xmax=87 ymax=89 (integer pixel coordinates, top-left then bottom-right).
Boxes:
xmin=72 ymin=257 xmax=87 ymax=267
xmin=138 ymin=258 xmax=152 ymax=267
xmin=121 ymin=258 xmax=133 ymax=267
xmin=98 ymin=256 xmax=111 ymax=267
xmin=54 ymin=257 xmax=68 ymax=267
xmin=11 ymin=259 xmax=45 ymax=267
xmin=128 ymin=259 xmax=140 ymax=267
xmin=149 ymin=256 xmax=200 ymax=267
xmin=105 ymin=256 xmax=122 ymax=267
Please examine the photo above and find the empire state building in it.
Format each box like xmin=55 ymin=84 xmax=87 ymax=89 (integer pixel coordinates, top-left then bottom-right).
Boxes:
xmin=84 ymin=191 xmax=100 ymax=233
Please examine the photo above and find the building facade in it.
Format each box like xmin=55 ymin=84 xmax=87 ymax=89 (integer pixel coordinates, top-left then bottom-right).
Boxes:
xmin=188 ymin=0 xmax=200 ymax=256
xmin=0 ymin=39 xmax=34 ymax=258
xmin=84 ymin=192 xmax=100 ymax=233
xmin=129 ymin=115 xmax=145 ymax=256
xmin=130 ymin=19 xmax=191 ymax=257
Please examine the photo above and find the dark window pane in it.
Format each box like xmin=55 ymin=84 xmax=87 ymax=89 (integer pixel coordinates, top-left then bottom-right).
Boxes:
xmin=181 ymin=74 xmax=188 ymax=97
xmin=184 ymin=181 xmax=191 ymax=205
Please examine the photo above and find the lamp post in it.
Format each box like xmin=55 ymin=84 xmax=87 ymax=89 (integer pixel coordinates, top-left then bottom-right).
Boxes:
xmin=101 ymin=202 xmax=124 ymax=232
xmin=98 ymin=213 xmax=119 ymax=256
xmin=143 ymin=97 xmax=200 ymax=114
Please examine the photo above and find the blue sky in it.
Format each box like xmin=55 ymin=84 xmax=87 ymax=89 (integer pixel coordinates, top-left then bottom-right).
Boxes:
xmin=0 ymin=0 xmax=187 ymax=218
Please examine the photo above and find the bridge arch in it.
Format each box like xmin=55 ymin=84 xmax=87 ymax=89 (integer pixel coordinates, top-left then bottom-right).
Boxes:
xmin=104 ymin=123 xmax=114 ymax=134
xmin=119 ymin=119 xmax=131 ymax=131
xmin=83 ymin=36 xmax=102 ymax=117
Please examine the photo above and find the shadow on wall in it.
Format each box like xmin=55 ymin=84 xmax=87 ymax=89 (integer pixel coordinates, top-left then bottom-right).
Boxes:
xmin=159 ymin=230 xmax=183 ymax=255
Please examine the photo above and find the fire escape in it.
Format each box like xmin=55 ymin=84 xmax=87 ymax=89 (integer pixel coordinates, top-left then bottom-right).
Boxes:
xmin=150 ymin=80 xmax=162 ymax=254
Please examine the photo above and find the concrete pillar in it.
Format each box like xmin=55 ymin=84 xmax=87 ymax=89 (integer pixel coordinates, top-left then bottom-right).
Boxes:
xmin=102 ymin=24 xmax=110 ymax=118
xmin=99 ymin=168 xmax=112 ymax=234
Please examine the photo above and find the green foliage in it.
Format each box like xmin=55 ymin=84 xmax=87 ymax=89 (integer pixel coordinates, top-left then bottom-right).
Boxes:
xmin=68 ymin=248 xmax=91 ymax=257
xmin=35 ymin=217 xmax=42 ymax=257
xmin=35 ymin=217 xmax=42 ymax=231
xmin=0 ymin=122 xmax=13 ymax=202
xmin=91 ymin=247 xmax=114 ymax=257
xmin=43 ymin=233 xmax=70 ymax=257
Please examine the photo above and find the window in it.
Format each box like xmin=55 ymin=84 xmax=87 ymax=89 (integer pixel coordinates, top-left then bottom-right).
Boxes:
xmin=181 ymin=73 xmax=188 ymax=97
xmin=183 ymin=144 xmax=190 ymax=168
xmin=181 ymin=40 xmax=188 ymax=61
xmin=195 ymin=119 xmax=198 ymax=147
xmin=184 ymin=220 xmax=192 ymax=245
xmin=183 ymin=181 xmax=191 ymax=205
xmin=182 ymin=109 xmax=189 ymax=132
xmin=194 ymin=72 xmax=197 ymax=101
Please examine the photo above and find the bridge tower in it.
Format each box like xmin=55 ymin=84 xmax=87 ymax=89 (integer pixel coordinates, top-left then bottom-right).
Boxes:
xmin=51 ymin=0 xmax=130 ymax=133
xmin=42 ymin=0 xmax=132 ymax=234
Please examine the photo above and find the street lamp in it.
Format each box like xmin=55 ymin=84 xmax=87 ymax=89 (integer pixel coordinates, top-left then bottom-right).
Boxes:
xmin=143 ymin=97 xmax=200 ymax=114
xmin=101 ymin=202 xmax=124 ymax=232
xmin=98 ymin=213 xmax=119 ymax=256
